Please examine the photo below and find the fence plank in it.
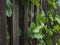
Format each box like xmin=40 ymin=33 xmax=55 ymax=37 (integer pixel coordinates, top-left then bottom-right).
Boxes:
xmin=23 ymin=6 xmax=28 ymax=45
xmin=57 ymin=6 xmax=60 ymax=16
xmin=0 ymin=0 xmax=7 ymax=45
xmin=13 ymin=0 xmax=19 ymax=45
xmin=30 ymin=2 xmax=34 ymax=22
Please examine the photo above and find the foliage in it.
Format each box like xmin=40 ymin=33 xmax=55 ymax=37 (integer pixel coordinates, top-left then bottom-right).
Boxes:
xmin=6 ymin=0 xmax=13 ymax=17
xmin=28 ymin=0 xmax=60 ymax=45
xmin=7 ymin=31 xmax=10 ymax=45
xmin=6 ymin=0 xmax=60 ymax=45
xmin=31 ymin=0 xmax=40 ymax=7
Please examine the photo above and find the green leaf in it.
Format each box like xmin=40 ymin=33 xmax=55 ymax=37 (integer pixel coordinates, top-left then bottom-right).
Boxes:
xmin=6 ymin=0 xmax=13 ymax=17
xmin=53 ymin=24 xmax=60 ymax=32
xmin=55 ymin=15 xmax=60 ymax=24
xmin=55 ymin=36 xmax=60 ymax=45
xmin=31 ymin=32 xmax=44 ymax=39
xmin=30 ymin=22 xmax=36 ymax=30
xmin=48 ymin=12 xmax=54 ymax=21
xmin=34 ymin=33 xmax=43 ymax=39
xmin=36 ymin=12 xmax=46 ymax=24
xmin=31 ymin=0 xmax=40 ymax=7
xmin=6 ymin=9 xmax=12 ymax=17
xmin=33 ymin=25 xmax=43 ymax=33
xmin=44 ymin=26 xmax=53 ymax=36
xmin=48 ymin=0 xmax=57 ymax=9
xmin=46 ymin=39 xmax=53 ymax=45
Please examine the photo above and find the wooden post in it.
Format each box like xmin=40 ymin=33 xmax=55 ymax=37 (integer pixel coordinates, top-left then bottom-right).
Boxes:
xmin=0 ymin=0 xmax=7 ymax=45
xmin=13 ymin=0 xmax=19 ymax=45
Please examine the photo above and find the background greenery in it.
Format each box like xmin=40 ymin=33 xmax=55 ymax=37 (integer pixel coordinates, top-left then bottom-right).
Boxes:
xmin=6 ymin=0 xmax=60 ymax=45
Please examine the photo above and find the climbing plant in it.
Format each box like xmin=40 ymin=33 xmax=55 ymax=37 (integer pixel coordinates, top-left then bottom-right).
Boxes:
xmin=6 ymin=0 xmax=60 ymax=45
xmin=28 ymin=0 xmax=60 ymax=45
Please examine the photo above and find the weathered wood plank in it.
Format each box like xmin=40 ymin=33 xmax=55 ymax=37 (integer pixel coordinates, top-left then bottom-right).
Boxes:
xmin=13 ymin=0 xmax=19 ymax=45
xmin=23 ymin=6 xmax=28 ymax=45
xmin=0 ymin=0 xmax=7 ymax=45
xmin=30 ymin=2 xmax=34 ymax=22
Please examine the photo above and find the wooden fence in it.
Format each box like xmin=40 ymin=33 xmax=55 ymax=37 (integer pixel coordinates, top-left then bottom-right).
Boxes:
xmin=0 ymin=0 xmax=60 ymax=45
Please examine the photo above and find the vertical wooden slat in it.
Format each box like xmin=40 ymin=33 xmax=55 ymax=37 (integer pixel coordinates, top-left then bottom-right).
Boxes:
xmin=30 ymin=2 xmax=34 ymax=22
xmin=34 ymin=5 xmax=37 ymax=22
xmin=51 ymin=37 xmax=56 ymax=45
xmin=23 ymin=6 xmax=28 ymax=45
xmin=0 ymin=0 xmax=7 ymax=45
xmin=13 ymin=0 xmax=19 ymax=45
xmin=36 ymin=0 xmax=41 ymax=14
xmin=57 ymin=6 xmax=60 ymax=16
